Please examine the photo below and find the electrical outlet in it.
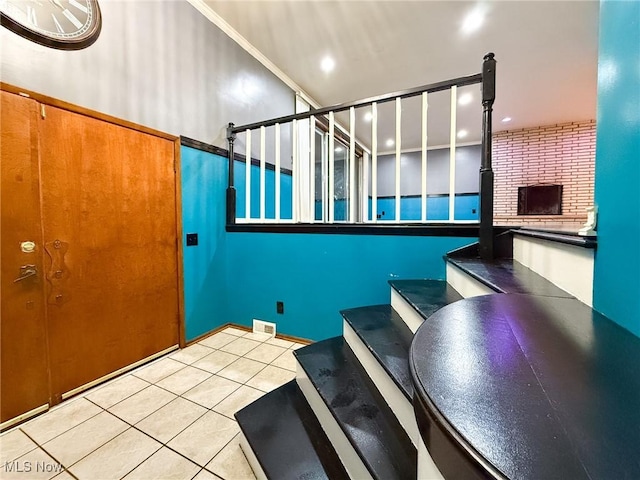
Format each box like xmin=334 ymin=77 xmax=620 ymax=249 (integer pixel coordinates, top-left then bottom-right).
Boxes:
xmin=277 ymin=301 xmax=284 ymax=314
xmin=253 ymin=319 xmax=276 ymax=337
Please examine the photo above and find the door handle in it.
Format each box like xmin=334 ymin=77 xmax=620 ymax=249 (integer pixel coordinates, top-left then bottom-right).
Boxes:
xmin=14 ymin=265 xmax=37 ymax=282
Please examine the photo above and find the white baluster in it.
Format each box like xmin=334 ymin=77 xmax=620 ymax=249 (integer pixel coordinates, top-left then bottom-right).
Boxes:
xmin=449 ymin=86 xmax=457 ymax=222
xmin=275 ymin=123 xmax=281 ymax=222
xmin=329 ymin=112 xmax=335 ymax=223
xmin=422 ymin=92 xmax=428 ymax=222
xmin=371 ymin=102 xmax=378 ymax=223
xmin=395 ymin=97 xmax=402 ymax=223
xmin=245 ymin=129 xmax=252 ymax=220
xmin=260 ymin=126 xmax=266 ymax=222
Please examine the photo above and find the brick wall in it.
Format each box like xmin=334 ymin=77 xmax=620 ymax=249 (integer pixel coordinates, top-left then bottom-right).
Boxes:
xmin=493 ymin=120 xmax=596 ymax=227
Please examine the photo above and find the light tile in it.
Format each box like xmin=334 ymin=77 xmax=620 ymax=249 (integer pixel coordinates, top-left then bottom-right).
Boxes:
xmin=0 ymin=429 xmax=38 ymax=464
xmin=219 ymin=337 xmax=261 ymax=357
xmin=221 ymin=327 xmax=249 ymax=337
xmin=85 ymin=375 xmax=150 ymax=409
xmin=197 ymin=332 xmax=237 ymax=350
xmin=182 ymin=375 xmax=242 ymax=409
xmin=266 ymin=337 xmax=295 ymax=348
xmin=69 ymin=428 xmax=161 ymax=480
xmin=108 ymin=385 xmax=176 ymax=424
xmin=270 ymin=349 xmax=297 ymax=372
xmin=21 ymin=398 xmax=102 ymax=444
xmin=167 ymin=411 xmax=238 ymax=467
xmin=42 ymin=411 xmax=128 ymax=467
xmin=242 ymin=331 xmax=272 ymax=342
xmin=1 ymin=448 xmax=65 ymax=479
xmin=192 ymin=469 xmax=223 ymax=480
xmin=212 ymin=385 xmax=264 ymax=420
xmin=289 ymin=342 xmax=307 ymax=350
xmin=123 ymin=447 xmax=200 ymax=480
xmin=244 ymin=343 xmax=286 ymax=364
xmin=136 ymin=397 xmax=207 ymax=444
xmin=217 ymin=358 xmax=266 ymax=384
xmin=206 ymin=434 xmax=256 ymax=480
xmin=192 ymin=350 xmax=239 ymax=374
xmin=52 ymin=471 xmax=75 ymax=480
xmin=170 ymin=344 xmax=214 ymax=365
xmin=132 ymin=358 xmax=186 ymax=384
xmin=156 ymin=366 xmax=212 ymax=396
xmin=246 ymin=365 xmax=295 ymax=393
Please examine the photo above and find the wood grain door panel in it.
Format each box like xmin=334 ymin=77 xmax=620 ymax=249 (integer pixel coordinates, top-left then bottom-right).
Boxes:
xmin=38 ymin=106 xmax=179 ymax=398
xmin=0 ymin=91 xmax=50 ymax=422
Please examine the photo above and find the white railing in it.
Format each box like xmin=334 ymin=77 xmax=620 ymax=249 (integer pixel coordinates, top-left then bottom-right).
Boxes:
xmin=226 ymin=54 xmax=496 ymax=231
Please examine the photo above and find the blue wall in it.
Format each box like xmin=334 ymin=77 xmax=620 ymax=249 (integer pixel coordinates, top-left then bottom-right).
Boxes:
xmin=181 ymin=146 xmax=229 ymax=341
xmin=593 ymin=0 xmax=640 ymax=337
xmin=224 ymin=233 xmax=473 ymax=341
xmin=375 ymin=195 xmax=479 ymax=221
xmin=181 ymin=147 xmax=476 ymax=342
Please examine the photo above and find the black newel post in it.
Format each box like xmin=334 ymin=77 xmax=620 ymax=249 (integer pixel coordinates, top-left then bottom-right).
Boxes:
xmin=479 ymin=53 xmax=496 ymax=260
xmin=226 ymin=122 xmax=237 ymax=225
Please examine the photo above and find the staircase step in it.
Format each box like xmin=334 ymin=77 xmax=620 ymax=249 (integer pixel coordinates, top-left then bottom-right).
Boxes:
xmin=340 ymin=305 xmax=419 ymax=446
xmin=235 ymin=380 xmax=349 ymax=480
xmin=446 ymin=257 xmax=574 ymax=298
xmin=340 ymin=305 xmax=413 ymax=401
xmin=294 ymin=337 xmax=417 ymax=480
xmin=389 ymin=279 xmax=463 ymax=332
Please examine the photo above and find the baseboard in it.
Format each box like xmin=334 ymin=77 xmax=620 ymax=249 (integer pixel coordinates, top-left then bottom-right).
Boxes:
xmin=186 ymin=323 xmax=313 ymax=347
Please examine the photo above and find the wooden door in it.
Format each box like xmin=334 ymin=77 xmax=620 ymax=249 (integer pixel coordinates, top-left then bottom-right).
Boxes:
xmin=38 ymin=106 xmax=180 ymax=400
xmin=0 ymin=92 xmax=50 ymax=424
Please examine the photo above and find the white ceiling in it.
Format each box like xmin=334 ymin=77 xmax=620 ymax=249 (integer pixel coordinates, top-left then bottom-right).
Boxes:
xmin=200 ymin=0 xmax=599 ymax=150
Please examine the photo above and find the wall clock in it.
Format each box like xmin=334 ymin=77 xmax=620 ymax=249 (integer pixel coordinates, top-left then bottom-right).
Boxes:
xmin=1 ymin=0 xmax=102 ymax=50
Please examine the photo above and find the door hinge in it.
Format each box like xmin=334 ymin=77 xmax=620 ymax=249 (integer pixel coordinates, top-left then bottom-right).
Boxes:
xmin=40 ymin=104 xmax=46 ymax=119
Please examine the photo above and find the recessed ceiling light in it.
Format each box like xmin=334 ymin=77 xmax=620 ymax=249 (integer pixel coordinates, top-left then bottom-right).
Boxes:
xmin=364 ymin=112 xmax=373 ymax=122
xmin=458 ymin=93 xmax=473 ymax=105
xmin=386 ymin=139 xmax=395 ymax=147
xmin=502 ymin=117 xmax=512 ymax=123
xmin=461 ymin=7 xmax=485 ymax=35
xmin=320 ymin=56 xmax=335 ymax=73
xmin=457 ymin=129 xmax=468 ymax=139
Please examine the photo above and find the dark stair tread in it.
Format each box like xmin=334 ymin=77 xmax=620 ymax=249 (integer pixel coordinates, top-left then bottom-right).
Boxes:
xmin=340 ymin=304 xmax=414 ymax=401
xmin=447 ymin=257 xmax=574 ymax=298
xmin=515 ymin=227 xmax=597 ymax=248
xmin=235 ymin=381 xmax=349 ymax=480
xmin=294 ymin=337 xmax=416 ymax=480
xmin=389 ymin=279 xmax=463 ymax=320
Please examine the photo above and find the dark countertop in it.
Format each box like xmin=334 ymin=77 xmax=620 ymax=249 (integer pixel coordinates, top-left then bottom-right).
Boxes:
xmin=409 ymin=294 xmax=640 ymax=480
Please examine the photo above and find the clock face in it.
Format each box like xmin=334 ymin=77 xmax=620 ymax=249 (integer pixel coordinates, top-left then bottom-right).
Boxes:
xmin=0 ymin=0 xmax=101 ymax=50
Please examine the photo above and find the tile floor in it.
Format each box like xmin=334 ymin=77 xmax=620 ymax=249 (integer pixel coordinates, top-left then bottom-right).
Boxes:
xmin=0 ymin=327 xmax=305 ymax=480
